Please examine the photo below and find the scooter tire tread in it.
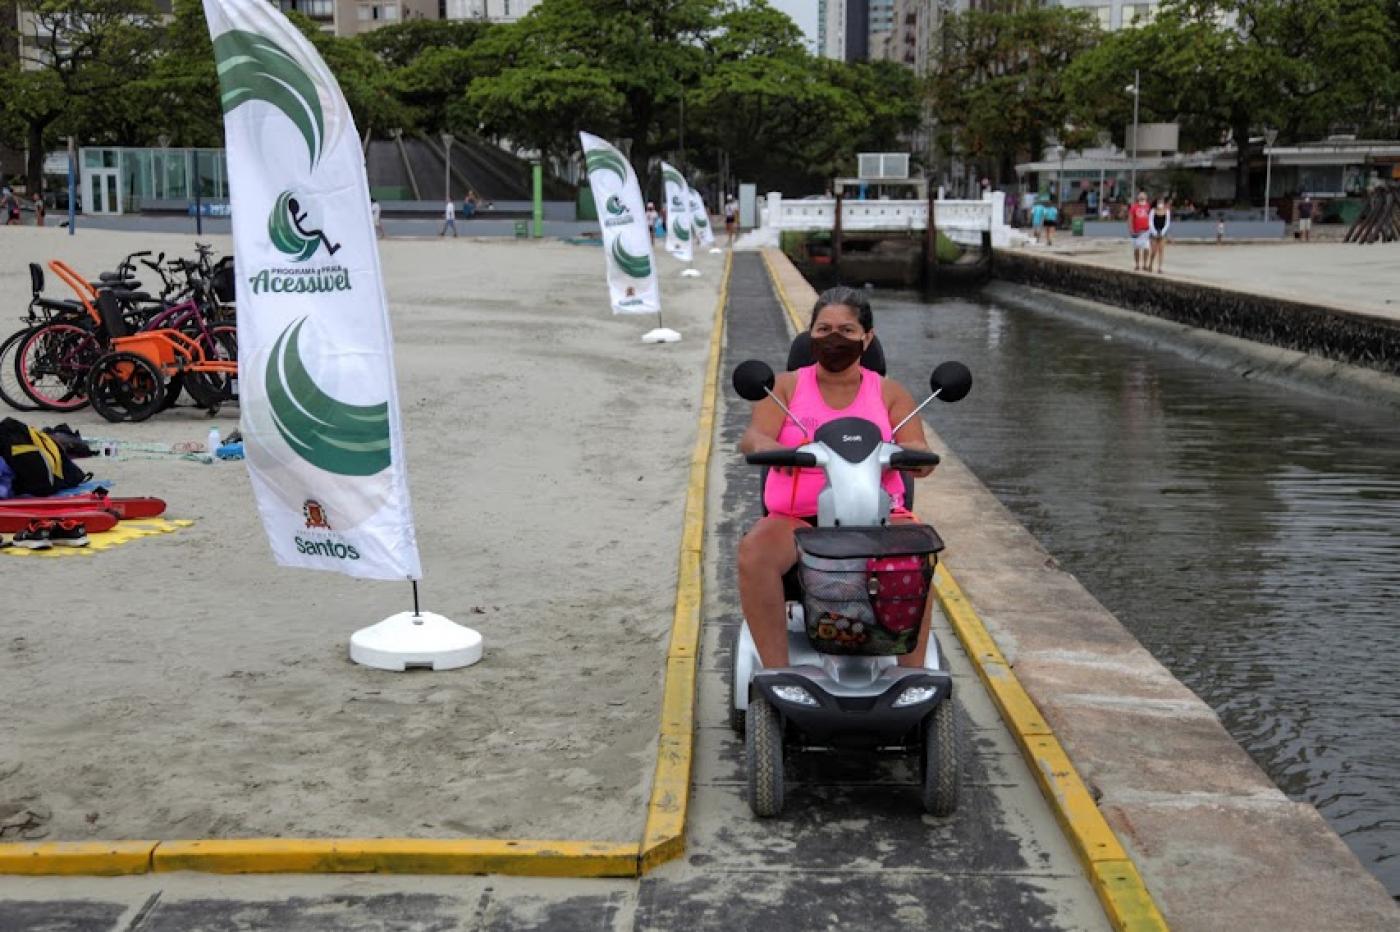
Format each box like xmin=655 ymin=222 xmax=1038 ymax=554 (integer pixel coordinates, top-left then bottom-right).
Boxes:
xmin=746 ymin=693 xmax=784 ymax=817
xmin=921 ymin=698 xmax=961 ymax=816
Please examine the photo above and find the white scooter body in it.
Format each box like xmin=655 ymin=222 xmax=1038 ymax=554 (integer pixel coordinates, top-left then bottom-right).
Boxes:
xmin=728 ymin=357 xmax=972 ymax=817
xmin=731 ymin=428 xmax=949 ymax=740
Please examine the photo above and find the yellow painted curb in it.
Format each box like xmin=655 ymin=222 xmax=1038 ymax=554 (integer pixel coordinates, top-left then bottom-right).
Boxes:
xmin=640 ymin=250 xmax=732 ymax=872
xmin=151 ymin=839 xmax=638 ymax=877
xmin=0 ymin=841 xmax=157 ymax=875
xmin=1 ymin=253 xmax=734 ymax=880
xmin=760 ymin=248 xmax=1169 ymax=932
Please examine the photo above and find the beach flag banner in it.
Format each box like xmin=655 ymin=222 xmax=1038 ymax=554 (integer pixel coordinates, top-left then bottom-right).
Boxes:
xmin=579 ymin=132 xmax=661 ymax=315
xmin=690 ymin=185 xmax=715 ymax=247
xmin=661 ymin=162 xmax=694 ymax=263
xmin=204 ymin=0 xmax=421 ymax=582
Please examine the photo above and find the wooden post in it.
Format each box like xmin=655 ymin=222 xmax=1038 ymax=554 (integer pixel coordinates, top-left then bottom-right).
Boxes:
xmin=925 ymin=187 xmax=938 ymax=286
xmin=832 ymin=191 xmax=844 ymax=271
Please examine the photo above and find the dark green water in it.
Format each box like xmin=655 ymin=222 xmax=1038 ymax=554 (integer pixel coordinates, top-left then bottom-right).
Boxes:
xmin=875 ymin=290 xmax=1400 ymax=897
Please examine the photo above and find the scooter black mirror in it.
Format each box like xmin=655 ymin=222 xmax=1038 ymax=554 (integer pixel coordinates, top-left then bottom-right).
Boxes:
xmin=930 ymin=361 xmax=972 ymax=403
xmin=732 ymin=359 xmax=775 ymax=402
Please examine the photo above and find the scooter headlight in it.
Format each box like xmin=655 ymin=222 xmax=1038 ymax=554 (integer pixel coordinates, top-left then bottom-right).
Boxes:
xmin=771 ymin=685 xmax=819 ymax=707
xmin=893 ymin=685 xmax=938 ymax=708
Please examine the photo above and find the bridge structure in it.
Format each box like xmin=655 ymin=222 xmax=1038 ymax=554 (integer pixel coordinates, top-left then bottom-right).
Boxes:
xmin=746 ymin=190 xmax=1027 ymax=286
xmin=757 ymin=190 xmax=1026 ymax=249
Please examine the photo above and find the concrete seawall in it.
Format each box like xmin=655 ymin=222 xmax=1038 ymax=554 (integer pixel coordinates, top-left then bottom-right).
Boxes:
xmin=767 ymin=250 xmax=1399 ymax=930
xmin=992 ymin=249 xmax=1400 ymax=378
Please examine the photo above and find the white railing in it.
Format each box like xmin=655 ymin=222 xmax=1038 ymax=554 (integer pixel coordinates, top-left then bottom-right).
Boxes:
xmin=757 ymin=191 xmax=1025 ymax=248
xmin=761 ymin=195 xmax=996 ymax=233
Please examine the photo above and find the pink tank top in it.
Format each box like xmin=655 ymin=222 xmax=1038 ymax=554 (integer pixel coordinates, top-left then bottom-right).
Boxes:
xmin=763 ymin=365 xmax=905 ymax=517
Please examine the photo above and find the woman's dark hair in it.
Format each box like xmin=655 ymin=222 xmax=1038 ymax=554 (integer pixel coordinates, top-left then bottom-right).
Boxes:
xmin=810 ymin=286 xmax=874 ymax=331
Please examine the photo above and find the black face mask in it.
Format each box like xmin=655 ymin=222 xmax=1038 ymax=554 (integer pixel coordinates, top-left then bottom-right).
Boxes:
xmin=812 ymin=332 xmax=865 ymax=372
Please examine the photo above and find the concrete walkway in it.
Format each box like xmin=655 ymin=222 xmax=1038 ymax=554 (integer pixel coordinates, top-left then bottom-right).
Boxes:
xmin=1034 ymin=239 xmax=1400 ymax=323
xmin=637 ymin=254 xmax=1108 ymax=930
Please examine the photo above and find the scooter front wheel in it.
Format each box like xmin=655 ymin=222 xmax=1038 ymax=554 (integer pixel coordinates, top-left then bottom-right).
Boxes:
xmin=746 ymin=693 xmax=785 ymax=817
xmin=921 ymin=697 xmax=961 ymax=816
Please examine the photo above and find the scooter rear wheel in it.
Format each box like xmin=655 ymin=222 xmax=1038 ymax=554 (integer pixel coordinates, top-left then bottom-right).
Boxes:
xmin=746 ymin=693 xmax=785 ymax=817
xmin=921 ymin=698 xmax=961 ymax=816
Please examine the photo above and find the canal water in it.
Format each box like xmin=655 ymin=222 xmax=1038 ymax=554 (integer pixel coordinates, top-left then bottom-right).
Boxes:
xmin=872 ymin=288 xmax=1400 ymax=897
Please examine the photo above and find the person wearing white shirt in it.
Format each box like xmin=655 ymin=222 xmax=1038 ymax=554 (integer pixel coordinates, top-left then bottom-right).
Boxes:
xmin=440 ymin=199 xmax=457 ymax=237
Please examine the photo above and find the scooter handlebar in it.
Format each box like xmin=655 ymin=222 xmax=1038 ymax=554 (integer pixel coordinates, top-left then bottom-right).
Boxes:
xmin=887 ymin=449 xmax=940 ymax=471
xmin=746 ymin=448 xmax=819 ymax=469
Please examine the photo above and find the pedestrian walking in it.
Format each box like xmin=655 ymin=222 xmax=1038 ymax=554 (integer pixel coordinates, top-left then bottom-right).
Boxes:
xmin=724 ymin=195 xmax=738 ymax=248
xmin=371 ymin=198 xmax=383 ymax=239
xmin=1147 ymin=196 xmax=1171 ymax=272
xmin=645 ymin=201 xmax=659 ymax=240
xmin=3 ymin=189 xmax=20 ymax=226
xmin=1128 ymin=191 xmax=1152 ymax=270
xmin=1043 ymin=200 xmax=1059 ymax=246
xmin=439 ymin=198 xmax=457 ymax=237
xmin=1030 ymin=197 xmax=1046 ymax=243
xmin=1295 ymin=192 xmax=1314 ymax=242
xmin=32 ymin=193 xmax=44 ymax=227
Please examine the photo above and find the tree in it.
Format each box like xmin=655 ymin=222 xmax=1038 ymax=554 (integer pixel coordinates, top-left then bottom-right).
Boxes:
xmin=1064 ymin=0 xmax=1397 ymax=202
xmin=360 ymin=18 xmax=492 ymax=69
xmin=690 ymin=54 xmax=864 ymax=191
xmin=463 ymin=0 xmax=717 ymax=169
xmin=929 ymin=0 xmax=1100 ymax=185
xmin=686 ymin=2 xmax=921 ymax=191
xmin=0 ymin=0 xmax=162 ymax=190
xmin=286 ymin=13 xmax=413 ymax=138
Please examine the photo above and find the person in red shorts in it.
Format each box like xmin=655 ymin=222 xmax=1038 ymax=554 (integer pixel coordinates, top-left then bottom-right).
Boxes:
xmin=1128 ymin=190 xmax=1152 ymax=271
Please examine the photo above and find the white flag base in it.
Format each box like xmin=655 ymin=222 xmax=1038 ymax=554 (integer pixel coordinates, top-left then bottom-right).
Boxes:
xmin=680 ymin=268 xmax=702 ymax=278
xmin=350 ymin=611 xmax=483 ymax=671
xmin=642 ymin=327 xmax=682 ymax=344
xmin=708 ymin=247 xmax=723 ymax=254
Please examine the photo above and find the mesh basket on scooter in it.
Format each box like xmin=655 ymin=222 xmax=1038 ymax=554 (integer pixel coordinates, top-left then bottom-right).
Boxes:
xmin=794 ymin=524 xmax=944 ymax=656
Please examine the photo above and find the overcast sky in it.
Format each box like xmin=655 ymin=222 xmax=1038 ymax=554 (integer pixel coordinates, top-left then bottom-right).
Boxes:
xmin=766 ymin=0 xmax=820 ymax=52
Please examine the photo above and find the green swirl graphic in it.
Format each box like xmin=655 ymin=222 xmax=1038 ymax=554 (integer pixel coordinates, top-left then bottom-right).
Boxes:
xmin=671 ymin=218 xmax=691 ymax=242
xmin=266 ymin=319 xmax=391 ymax=477
xmin=662 ymin=167 xmax=685 ymax=189
xmin=268 ymin=192 xmax=318 ymax=262
xmin=611 ymin=238 xmax=652 ymax=278
xmin=605 ymin=194 xmax=626 ymax=215
xmin=586 ymin=148 xmax=629 ymax=183
xmin=214 ymin=29 xmax=326 ymax=168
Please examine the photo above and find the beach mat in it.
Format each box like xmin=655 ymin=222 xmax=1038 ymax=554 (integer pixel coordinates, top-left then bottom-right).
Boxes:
xmin=2 ymin=518 xmax=193 ymax=558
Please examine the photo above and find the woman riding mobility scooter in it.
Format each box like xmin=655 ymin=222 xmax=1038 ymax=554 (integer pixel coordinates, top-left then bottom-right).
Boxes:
xmin=730 ymin=289 xmax=972 ymax=818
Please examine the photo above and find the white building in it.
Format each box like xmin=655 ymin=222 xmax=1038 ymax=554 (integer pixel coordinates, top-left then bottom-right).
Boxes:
xmin=268 ymin=0 xmax=438 ymax=36
xmin=443 ymin=0 xmax=540 ymax=23
xmin=868 ymin=0 xmax=895 ymax=52
xmin=1048 ymin=0 xmax=1158 ymax=31
xmin=818 ymin=0 xmax=848 ymax=60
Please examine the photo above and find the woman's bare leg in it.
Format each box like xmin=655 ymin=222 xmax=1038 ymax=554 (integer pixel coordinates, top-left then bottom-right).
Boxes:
xmin=737 ymin=516 xmax=804 ymax=668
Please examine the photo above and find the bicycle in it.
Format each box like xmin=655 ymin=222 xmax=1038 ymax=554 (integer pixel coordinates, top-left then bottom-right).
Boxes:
xmin=13 ymin=249 xmax=236 ymax=414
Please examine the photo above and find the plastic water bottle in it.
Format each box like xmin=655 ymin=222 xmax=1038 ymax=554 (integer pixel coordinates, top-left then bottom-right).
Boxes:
xmin=207 ymin=427 xmax=221 ymax=458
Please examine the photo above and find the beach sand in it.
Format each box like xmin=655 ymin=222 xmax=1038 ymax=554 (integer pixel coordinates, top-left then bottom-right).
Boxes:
xmin=0 ymin=228 xmax=723 ymax=842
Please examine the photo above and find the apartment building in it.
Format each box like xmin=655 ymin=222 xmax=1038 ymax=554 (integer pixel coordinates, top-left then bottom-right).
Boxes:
xmin=442 ymin=0 xmax=540 ymax=23
xmin=269 ymin=0 xmax=438 ymax=36
xmin=817 ymin=0 xmax=874 ymax=62
xmin=1051 ymin=0 xmax=1157 ymax=30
